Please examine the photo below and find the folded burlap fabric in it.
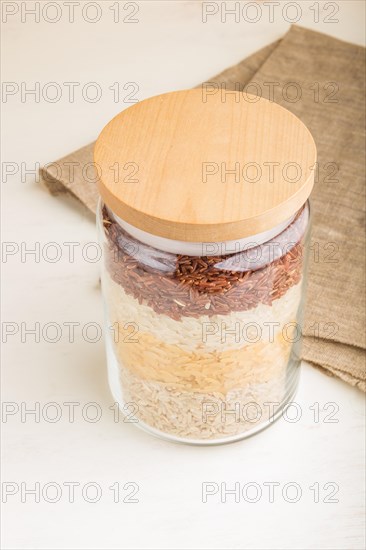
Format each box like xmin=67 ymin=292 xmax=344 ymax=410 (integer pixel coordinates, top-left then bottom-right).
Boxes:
xmin=41 ymin=26 xmax=366 ymax=391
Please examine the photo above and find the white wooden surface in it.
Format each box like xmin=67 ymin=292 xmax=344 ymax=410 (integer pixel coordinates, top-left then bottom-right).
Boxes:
xmin=2 ymin=2 xmax=365 ymax=549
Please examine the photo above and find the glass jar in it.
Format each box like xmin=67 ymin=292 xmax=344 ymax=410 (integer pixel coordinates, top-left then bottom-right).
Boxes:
xmin=95 ymin=89 xmax=316 ymax=444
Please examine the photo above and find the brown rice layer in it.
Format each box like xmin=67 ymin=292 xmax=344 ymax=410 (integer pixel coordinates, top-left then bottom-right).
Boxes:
xmin=102 ymin=206 xmax=307 ymax=321
xmin=104 ymin=272 xmax=303 ymax=352
xmin=119 ymin=365 xmax=293 ymax=440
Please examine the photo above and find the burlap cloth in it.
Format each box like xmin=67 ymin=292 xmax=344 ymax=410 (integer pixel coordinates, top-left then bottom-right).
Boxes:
xmin=41 ymin=26 xmax=366 ymax=391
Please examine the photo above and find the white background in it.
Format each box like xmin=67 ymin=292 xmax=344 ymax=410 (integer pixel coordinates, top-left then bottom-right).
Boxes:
xmin=1 ymin=1 xmax=365 ymax=549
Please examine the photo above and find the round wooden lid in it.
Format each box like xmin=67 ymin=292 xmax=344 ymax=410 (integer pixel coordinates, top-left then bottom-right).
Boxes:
xmin=95 ymin=89 xmax=316 ymax=242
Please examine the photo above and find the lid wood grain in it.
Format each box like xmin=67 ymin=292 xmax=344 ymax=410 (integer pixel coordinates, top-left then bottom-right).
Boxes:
xmin=95 ymin=89 xmax=316 ymax=241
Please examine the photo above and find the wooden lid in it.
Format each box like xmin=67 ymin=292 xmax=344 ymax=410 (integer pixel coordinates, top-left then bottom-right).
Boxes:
xmin=95 ymin=89 xmax=316 ymax=242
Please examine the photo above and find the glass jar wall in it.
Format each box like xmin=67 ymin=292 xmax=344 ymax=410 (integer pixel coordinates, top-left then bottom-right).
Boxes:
xmin=97 ymin=200 xmax=311 ymax=445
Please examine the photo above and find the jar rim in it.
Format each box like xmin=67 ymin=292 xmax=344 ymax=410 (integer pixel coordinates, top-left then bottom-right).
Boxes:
xmin=102 ymin=199 xmax=309 ymax=257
